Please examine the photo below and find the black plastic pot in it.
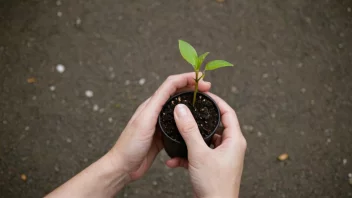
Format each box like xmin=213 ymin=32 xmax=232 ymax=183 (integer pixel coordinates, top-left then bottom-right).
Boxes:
xmin=158 ymin=91 xmax=221 ymax=158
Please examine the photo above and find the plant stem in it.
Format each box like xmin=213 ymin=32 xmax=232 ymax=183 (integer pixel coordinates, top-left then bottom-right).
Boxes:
xmin=192 ymin=71 xmax=199 ymax=106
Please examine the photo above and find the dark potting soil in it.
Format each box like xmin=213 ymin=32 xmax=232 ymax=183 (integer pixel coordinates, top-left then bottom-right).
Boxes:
xmin=159 ymin=92 xmax=219 ymax=142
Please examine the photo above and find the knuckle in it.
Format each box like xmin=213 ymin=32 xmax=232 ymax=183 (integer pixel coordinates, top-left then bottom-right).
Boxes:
xmin=166 ymin=75 xmax=176 ymax=82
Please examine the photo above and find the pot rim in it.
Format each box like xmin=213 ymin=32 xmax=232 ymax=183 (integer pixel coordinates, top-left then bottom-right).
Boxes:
xmin=158 ymin=91 xmax=221 ymax=144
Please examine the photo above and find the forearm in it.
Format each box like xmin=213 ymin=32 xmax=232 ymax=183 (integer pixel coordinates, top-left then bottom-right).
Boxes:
xmin=46 ymin=153 xmax=130 ymax=198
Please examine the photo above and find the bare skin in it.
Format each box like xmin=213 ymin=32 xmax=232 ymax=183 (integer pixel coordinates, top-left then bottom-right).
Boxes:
xmin=46 ymin=72 xmax=246 ymax=198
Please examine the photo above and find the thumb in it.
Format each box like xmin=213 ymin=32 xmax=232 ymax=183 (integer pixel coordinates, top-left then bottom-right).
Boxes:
xmin=174 ymin=104 xmax=207 ymax=152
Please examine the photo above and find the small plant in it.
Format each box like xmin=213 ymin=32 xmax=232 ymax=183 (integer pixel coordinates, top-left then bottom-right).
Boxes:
xmin=178 ymin=40 xmax=234 ymax=106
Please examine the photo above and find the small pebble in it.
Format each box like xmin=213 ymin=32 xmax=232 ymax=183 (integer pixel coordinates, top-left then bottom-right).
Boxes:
xmin=277 ymin=78 xmax=283 ymax=84
xmin=297 ymin=63 xmax=303 ymax=68
xmin=311 ymin=100 xmax=315 ymax=105
xmin=3 ymin=120 xmax=7 ymax=124
xmin=343 ymin=158 xmax=347 ymax=165
xmin=56 ymin=0 xmax=61 ymax=6
xmin=152 ymin=181 xmax=158 ymax=186
xmin=57 ymin=11 xmax=63 ymax=17
xmin=236 ymin=45 xmax=242 ymax=51
xmin=348 ymin=7 xmax=351 ymax=12
xmin=50 ymin=86 xmax=56 ymax=91
xmin=85 ymin=90 xmax=94 ymax=98
xmin=231 ymin=86 xmax=239 ymax=94
xmin=76 ymin=17 xmax=81 ymax=25
xmin=83 ymin=158 xmax=88 ymax=162
xmin=108 ymin=117 xmax=113 ymax=123
xmin=32 ymin=96 xmax=37 ymax=100
xmin=66 ymin=138 xmax=72 ymax=143
xmin=271 ymin=113 xmax=276 ymax=118
xmin=257 ymin=131 xmax=262 ymax=137
xmin=338 ymin=43 xmax=344 ymax=49
xmin=348 ymin=173 xmax=352 ymax=178
xmin=139 ymin=78 xmax=146 ymax=85
xmin=327 ymin=138 xmax=331 ymax=143
xmin=54 ymin=165 xmax=60 ymax=172
xmin=123 ymin=193 xmax=128 ymax=197
xmin=99 ymin=108 xmax=105 ymax=113
xmin=20 ymin=174 xmax=27 ymax=181
xmin=125 ymin=80 xmax=130 ymax=85
xmin=262 ymin=73 xmax=269 ymax=78
xmin=168 ymin=172 xmax=174 ymax=177
xmin=56 ymin=64 xmax=65 ymax=73
xmin=278 ymin=153 xmax=289 ymax=161
xmin=25 ymin=126 xmax=30 ymax=131
xmin=243 ymin=125 xmax=254 ymax=131
xmin=300 ymin=88 xmax=306 ymax=93
xmin=93 ymin=104 xmax=99 ymax=111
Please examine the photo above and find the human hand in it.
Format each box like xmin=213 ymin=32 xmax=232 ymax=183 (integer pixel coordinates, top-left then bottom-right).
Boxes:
xmin=108 ymin=72 xmax=211 ymax=181
xmin=165 ymin=93 xmax=247 ymax=198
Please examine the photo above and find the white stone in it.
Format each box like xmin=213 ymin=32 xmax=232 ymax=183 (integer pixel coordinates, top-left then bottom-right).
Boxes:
xmin=297 ymin=63 xmax=303 ymax=68
xmin=300 ymin=88 xmax=306 ymax=93
xmin=152 ymin=181 xmax=158 ymax=186
xmin=56 ymin=0 xmax=61 ymax=6
xmin=262 ymin=73 xmax=269 ymax=78
xmin=108 ymin=117 xmax=113 ymax=123
xmin=139 ymin=78 xmax=146 ymax=85
xmin=231 ymin=86 xmax=239 ymax=94
xmin=257 ymin=131 xmax=262 ymax=137
xmin=343 ymin=158 xmax=347 ymax=165
xmin=25 ymin=126 xmax=30 ymax=131
xmin=32 ymin=96 xmax=37 ymax=100
xmin=56 ymin=64 xmax=65 ymax=73
xmin=57 ymin=11 xmax=63 ymax=17
xmin=3 ymin=120 xmax=7 ymax=124
xmin=348 ymin=7 xmax=351 ymax=12
xmin=125 ymin=80 xmax=130 ymax=85
xmin=348 ymin=173 xmax=352 ymax=178
xmin=66 ymin=138 xmax=72 ymax=143
xmin=76 ymin=17 xmax=81 ymax=25
xmin=85 ymin=90 xmax=93 ymax=98
xmin=50 ymin=86 xmax=56 ymax=91
xmin=93 ymin=104 xmax=99 ymax=111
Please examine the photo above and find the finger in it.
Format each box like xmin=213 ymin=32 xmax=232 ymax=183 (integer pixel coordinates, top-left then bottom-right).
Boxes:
xmin=165 ymin=158 xmax=189 ymax=169
xmin=205 ymin=92 xmax=242 ymax=140
xmin=212 ymin=134 xmax=222 ymax=148
xmin=139 ymin=72 xmax=211 ymax=126
xmin=174 ymin=104 xmax=207 ymax=152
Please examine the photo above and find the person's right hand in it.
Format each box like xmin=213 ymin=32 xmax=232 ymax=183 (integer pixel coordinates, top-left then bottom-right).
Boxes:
xmin=165 ymin=92 xmax=247 ymax=198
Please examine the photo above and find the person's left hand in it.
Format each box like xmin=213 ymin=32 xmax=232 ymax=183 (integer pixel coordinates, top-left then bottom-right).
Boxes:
xmin=107 ymin=72 xmax=211 ymax=181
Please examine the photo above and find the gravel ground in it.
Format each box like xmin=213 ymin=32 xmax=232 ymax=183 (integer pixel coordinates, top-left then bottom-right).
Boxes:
xmin=1 ymin=0 xmax=352 ymax=197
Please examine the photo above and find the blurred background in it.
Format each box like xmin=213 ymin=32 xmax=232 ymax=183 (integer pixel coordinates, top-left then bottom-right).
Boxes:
xmin=1 ymin=0 xmax=352 ymax=197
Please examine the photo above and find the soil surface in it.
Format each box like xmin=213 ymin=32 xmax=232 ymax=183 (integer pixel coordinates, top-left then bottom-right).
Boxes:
xmin=1 ymin=0 xmax=352 ymax=198
xmin=159 ymin=92 xmax=219 ymax=142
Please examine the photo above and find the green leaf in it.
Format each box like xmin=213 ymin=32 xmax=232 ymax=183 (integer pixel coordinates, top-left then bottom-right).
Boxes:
xmin=178 ymin=40 xmax=198 ymax=68
xmin=197 ymin=52 xmax=209 ymax=70
xmin=205 ymin=60 xmax=234 ymax=71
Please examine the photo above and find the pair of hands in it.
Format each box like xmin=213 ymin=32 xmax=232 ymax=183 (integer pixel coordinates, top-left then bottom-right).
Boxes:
xmin=110 ymin=72 xmax=247 ymax=198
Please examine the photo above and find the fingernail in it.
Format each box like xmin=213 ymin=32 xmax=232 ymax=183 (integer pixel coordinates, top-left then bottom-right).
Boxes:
xmin=175 ymin=104 xmax=188 ymax=118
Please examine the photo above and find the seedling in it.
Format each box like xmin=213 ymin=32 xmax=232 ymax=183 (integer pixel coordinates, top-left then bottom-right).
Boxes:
xmin=178 ymin=40 xmax=234 ymax=106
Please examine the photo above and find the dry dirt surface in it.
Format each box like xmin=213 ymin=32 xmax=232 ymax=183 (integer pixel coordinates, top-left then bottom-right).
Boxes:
xmin=0 ymin=0 xmax=352 ymax=197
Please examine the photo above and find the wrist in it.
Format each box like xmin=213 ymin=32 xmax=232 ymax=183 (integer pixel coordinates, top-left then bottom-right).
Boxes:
xmin=97 ymin=152 xmax=131 ymax=195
